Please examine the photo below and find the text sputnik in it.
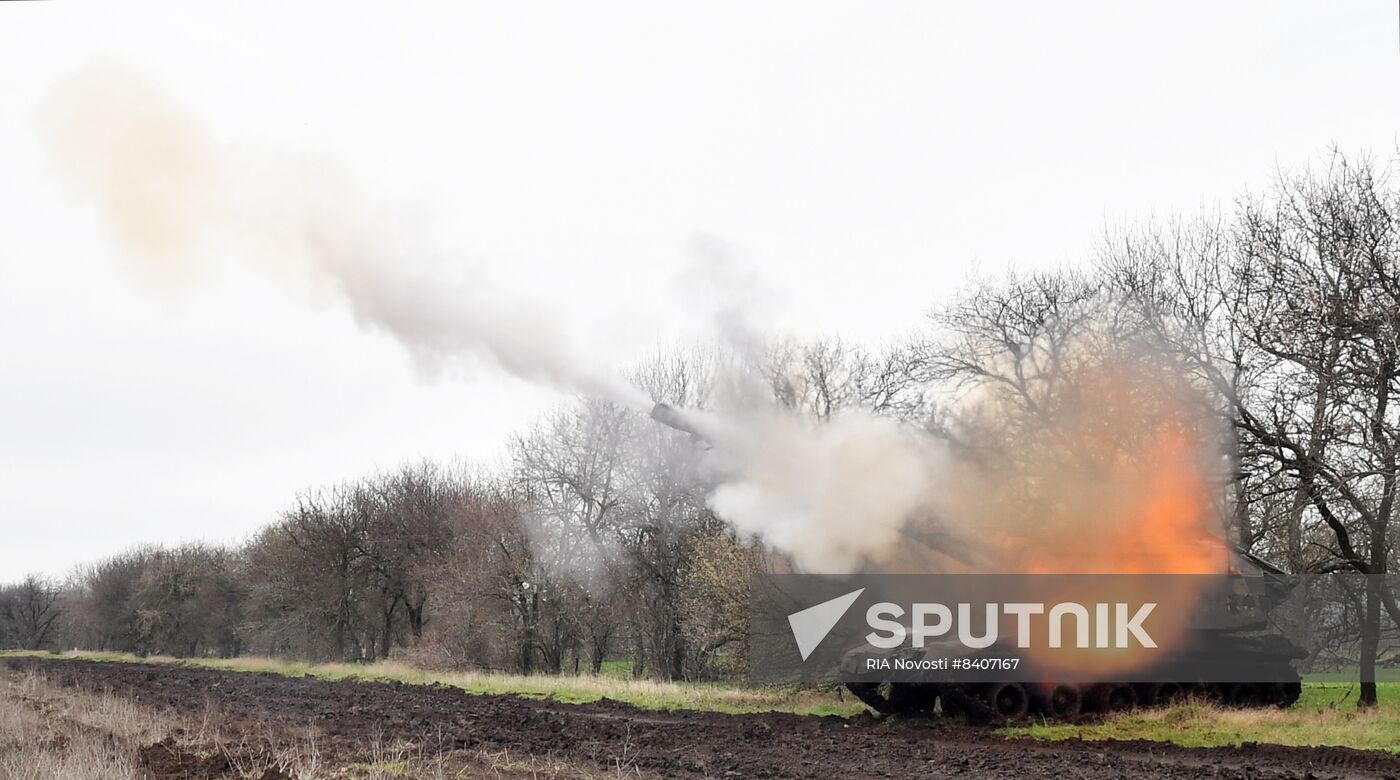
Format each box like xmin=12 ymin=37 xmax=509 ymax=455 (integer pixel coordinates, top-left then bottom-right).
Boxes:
xmin=864 ymin=602 xmax=1158 ymax=649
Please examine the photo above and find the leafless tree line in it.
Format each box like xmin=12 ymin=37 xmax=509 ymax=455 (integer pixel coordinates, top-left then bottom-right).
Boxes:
xmin=0 ymin=344 xmax=897 ymax=679
xmin=4 ymin=151 xmax=1400 ymax=699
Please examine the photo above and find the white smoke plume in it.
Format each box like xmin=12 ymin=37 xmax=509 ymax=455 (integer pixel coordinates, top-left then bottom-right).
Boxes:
xmin=38 ymin=60 xmax=947 ymax=574
xmin=665 ymin=244 xmax=947 ymax=573
xmin=39 ymin=60 xmax=649 ymax=411
xmin=683 ymin=404 xmax=944 ymax=573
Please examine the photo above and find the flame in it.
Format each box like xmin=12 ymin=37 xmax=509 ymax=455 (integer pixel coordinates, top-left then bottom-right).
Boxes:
xmin=1019 ymin=370 xmax=1225 ymax=677
xmin=1019 ymin=424 xmax=1226 ymax=576
xmin=961 ymin=364 xmax=1229 ymax=578
xmin=908 ymin=361 xmax=1231 ymax=678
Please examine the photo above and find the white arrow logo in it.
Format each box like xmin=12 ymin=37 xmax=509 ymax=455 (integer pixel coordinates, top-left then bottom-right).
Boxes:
xmin=788 ymin=588 xmax=865 ymax=661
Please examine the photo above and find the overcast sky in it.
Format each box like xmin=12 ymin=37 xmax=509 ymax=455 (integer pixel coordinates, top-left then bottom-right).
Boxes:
xmin=1 ymin=1 xmax=1398 ymax=580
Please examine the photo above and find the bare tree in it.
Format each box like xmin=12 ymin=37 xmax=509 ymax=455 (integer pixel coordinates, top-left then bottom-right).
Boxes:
xmin=1228 ymin=154 xmax=1400 ymax=707
xmin=1098 ymin=153 xmax=1400 ymax=707
xmin=766 ymin=337 xmax=923 ymax=422
xmin=1 ymin=575 xmax=63 ymax=650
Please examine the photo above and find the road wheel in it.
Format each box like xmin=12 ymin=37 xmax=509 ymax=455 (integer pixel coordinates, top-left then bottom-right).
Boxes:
xmin=978 ymin=682 xmax=1030 ymax=721
xmin=1085 ymin=683 xmax=1136 ymax=714
xmin=941 ymin=685 xmax=995 ymax=723
xmin=1032 ymin=683 xmax=1082 ymax=720
xmin=888 ymin=683 xmax=939 ymax=715
xmin=846 ymin=682 xmax=897 ymax=715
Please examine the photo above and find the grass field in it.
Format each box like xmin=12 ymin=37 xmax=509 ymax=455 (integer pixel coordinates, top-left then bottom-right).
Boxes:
xmin=7 ymin=651 xmax=1400 ymax=752
xmin=0 ymin=650 xmax=863 ymax=717
xmin=1002 ymin=683 xmax=1400 ymax=752
xmin=0 ymin=665 xmax=619 ymax=779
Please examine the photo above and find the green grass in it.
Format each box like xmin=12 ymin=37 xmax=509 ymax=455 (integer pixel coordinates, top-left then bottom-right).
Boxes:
xmin=1002 ymin=683 xmax=1400 ymax=752
xmin=0 ymin=650 xmax=863 ymax=717
xmin=596 ymin=658 xmax=634 ymax=679
xmin=347 ymin=761 xmax=411 ymax=777
xmin=1303 ymin=669 xmax=1400 ymax=683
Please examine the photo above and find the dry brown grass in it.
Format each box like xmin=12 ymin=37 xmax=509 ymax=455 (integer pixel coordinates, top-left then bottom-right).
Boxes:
xmin=0 ymin=668 xmax=168 ymax=780
xmin=0 ymin=666 xmax=648 ymax=778
xmin=8 ymin=651 xmax=859 ymax=717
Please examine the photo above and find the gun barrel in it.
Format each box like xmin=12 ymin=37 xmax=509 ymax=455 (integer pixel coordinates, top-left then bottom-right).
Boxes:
xmin=650 ymin=403 xmax=707 ymax=441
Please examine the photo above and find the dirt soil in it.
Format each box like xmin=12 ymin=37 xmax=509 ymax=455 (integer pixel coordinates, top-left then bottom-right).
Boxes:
xmin=7 ymin=656 xmax=1400 ymax=779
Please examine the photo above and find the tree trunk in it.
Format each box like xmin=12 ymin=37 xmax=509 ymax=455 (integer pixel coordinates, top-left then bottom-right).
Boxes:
xmin=379 ymin=595 xmax=399 ymax=660
xmin=668 ymin=610 xmax=686 ymax=681
xmin=1360 ymin=351 xmax=1396 ymax=710
xmin=631 ymin=631 xmax=645 ymax=678
xmin=406 ymin=596 xmax=426 ymax=639
xmin=1360 ymin=574 xmax=1380 ymax=709
xmin=517 ymin=591 xmax=538 ymax=675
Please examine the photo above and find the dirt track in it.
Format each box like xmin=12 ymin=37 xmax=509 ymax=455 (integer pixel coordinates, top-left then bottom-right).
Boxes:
xmin=6 ymin=657 xmax=1400 ymax=779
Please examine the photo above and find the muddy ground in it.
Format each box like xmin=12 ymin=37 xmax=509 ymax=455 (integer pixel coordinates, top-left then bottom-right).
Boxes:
xmin=5 ymin=656 xmax=1400 ymax=779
